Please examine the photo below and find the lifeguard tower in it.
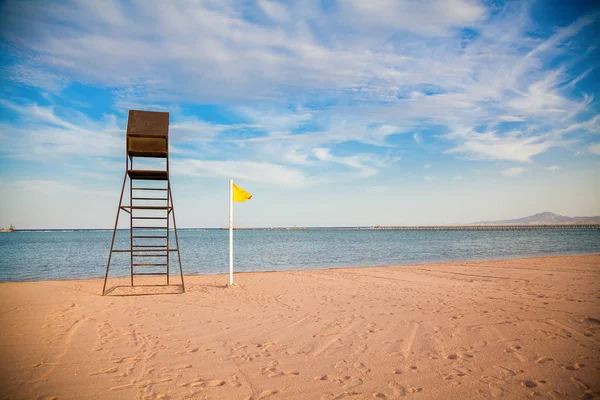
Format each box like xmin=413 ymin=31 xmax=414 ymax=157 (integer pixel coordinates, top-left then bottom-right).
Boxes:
xmin=102 ymin=110 xmax=184 ymax=295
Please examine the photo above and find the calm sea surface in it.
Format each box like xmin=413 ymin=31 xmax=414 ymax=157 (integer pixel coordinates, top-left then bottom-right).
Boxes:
xmin=0 ymin=229 xmax=598 ymax=282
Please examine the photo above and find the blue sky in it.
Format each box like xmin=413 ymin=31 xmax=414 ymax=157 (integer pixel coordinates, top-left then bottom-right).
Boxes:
xmin=1 ymin=0 xmax=599 ymax=229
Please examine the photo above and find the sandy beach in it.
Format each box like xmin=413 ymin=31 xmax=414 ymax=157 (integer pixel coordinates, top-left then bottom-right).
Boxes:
xmin=0 ymin=255 xmax=598 ymax=399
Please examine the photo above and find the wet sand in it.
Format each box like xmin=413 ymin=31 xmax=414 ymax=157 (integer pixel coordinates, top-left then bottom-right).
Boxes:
xmin=0 ymin=254 xmax=599 ymax=399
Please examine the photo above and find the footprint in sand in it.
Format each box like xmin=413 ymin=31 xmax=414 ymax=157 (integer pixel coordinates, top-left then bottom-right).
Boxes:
xmin=535 ymin=357 xmax=553 ymax=364
xmin=520 ymin=380 xmax=546 ymax=389
xmin=228 ymin=374 xmax=242 ymax=387
xmin=333 ymin=376 xmax=352 ymax=385
xmin=321 ymin=391 xmax=361 ymax=399
xmin=110 ymin=384 xmax=134 ymax=391
xmin=382 ymin=340 xmax=403 ymax=344
xmin=315 ymin=375 xmax=328 ymax=381
xmin=388 ymin=381 xmax=406 ymax=396
xmin=562 ymin=362 xmax=585 ymax=371
xmin=89 ymin=366 xmax=118 ymax=376
xmin=343 ymin=378 xmax=363 ymax=390
xmin=256 ymin=389 xmax=279 ymax=399
xmin=488 ymin=383 xmax=504 ymax=398
xmin=352 ymin=344 xmax=368 ymax=355
xmin=408 ymin=388 xmax=422 ymax=393
xmin=260 ymin=361 xmax=280 ymax=376
xmin=335 ymin=360 xmax=347 ymax=369
xmin=583 ymin=317 xmax=600 ymax=325
xmin=260 ymin=360 xmax=298 ymax=378
xmin=353 ymin=362 xmax=369 ymax=372
xmin=268 ymin=370 xmax=284 ymax=378
xmin=373 ymin=393 xmax=387 ymax=399
xmin=191 ymin=379 xmax=226 ymax=387
xmin=496 ymin=366 xmax=516 ymax=377
xmin=505 ymin=345 xmax=521 ymax=353
xmin=205 ymin=379 xmax=226 ymax=387
xmin=570 ymin=377 xmax=590 ymax=391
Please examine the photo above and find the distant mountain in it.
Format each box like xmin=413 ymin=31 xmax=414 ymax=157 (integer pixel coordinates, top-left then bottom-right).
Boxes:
xmin=473 ymin=212 xmax=600 ymax=225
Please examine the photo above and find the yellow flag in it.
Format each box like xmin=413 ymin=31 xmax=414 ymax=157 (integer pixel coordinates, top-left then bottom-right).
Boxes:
xmin=233 ymin=183 xmax=252 ymax=202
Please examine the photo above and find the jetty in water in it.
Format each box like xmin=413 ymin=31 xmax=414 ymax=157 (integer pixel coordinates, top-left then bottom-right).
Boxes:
xmin=224 ymin=224 xmax=600 ymax=231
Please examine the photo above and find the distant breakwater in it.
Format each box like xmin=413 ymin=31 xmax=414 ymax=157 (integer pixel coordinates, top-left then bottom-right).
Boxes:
xmin=222 ymin=224 xmax=600 ymax=231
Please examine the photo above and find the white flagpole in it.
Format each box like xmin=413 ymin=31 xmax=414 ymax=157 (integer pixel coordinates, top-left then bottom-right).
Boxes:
xmin=229 ymin=179 xmax=234 ymax=285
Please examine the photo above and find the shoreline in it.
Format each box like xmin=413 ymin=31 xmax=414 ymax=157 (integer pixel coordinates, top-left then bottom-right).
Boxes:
xmin=1 ymin=254 xmax=598 ymax=399
xmin=2 ymin=252 xmax=599 ymax=284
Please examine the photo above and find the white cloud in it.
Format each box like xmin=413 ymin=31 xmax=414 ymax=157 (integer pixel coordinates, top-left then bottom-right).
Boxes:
xmin=172 ymin=159 xmax=309 ymax=187
xmin=424 ymin=163 xmax=431 ymax=169
xmin=235 ymin=108 xmax=312 ymax=132
xmin=3 ymin=0 xmax=592 ymax=110
xmin=0 ymin=100 xmax=122 ymax=160
xmin=444 ymin=126 xmax=569 ymax=162
xmin=341 ymin=0 xmax=486 ymax=36
xmin=311 ymin=148 xmax=380 ymax=177
xmin=1 ymin=0 xmax=599 ymax=178
xmin=452 ymin=175 xmax=464 ymax=181
xmin=424 ymin=176 xmax=436 ymax=181
xmin=171 ymin=119 xmax=248 ymax=143
xmin=4 ymin=64 xmax=68 ymax=93
xmin=502 ymin=167 xmax=526 ymax=176
xmin=545 ymin=165 xmax=560 ymax=171
xmin=223 ymin=112 xmax=403 ymax=173
xmin=0 ymin=99 xmax=404 ymax=186
xmin=257 ymin=0 xmax=290 ymax=22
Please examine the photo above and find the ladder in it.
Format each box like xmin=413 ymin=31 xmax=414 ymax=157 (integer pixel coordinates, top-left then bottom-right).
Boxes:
xmin=102 ymin=111 xmax=184 ymax=295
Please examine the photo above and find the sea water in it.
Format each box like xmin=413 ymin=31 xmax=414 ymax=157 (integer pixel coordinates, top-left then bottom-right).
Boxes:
xmin=0 ymin=229 xmax=598 ymax=281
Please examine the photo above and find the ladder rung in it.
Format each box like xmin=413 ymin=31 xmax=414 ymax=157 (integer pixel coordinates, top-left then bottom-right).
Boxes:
xmin=112 ymin=248 xmax=178 ymax=252
xmin=134 ymin=248 xmax=168 ymax=252
xmin=133 ymin=254 xmax=168 ymax=257
xmin=132 ymin=217 xmax=168 ymax=220
xmin=132 ymin=245 xmax=168 ymax=248
xmin=133 ymin=263 xmax=168 ymax=266
xmin=122 ymin=206 xmax=171 ymax=210
xmin=132 ymin=197 xmax=168 ymax=201
xmin=132 ymin=236 xmax=168 ymax=239
xmin=132 ymin=226 xmax=168 ymax=229
xmin=132 ymin=188 xmax=168 ymax=191
xmin=132 ymin=272 xmax=169 ymax=276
